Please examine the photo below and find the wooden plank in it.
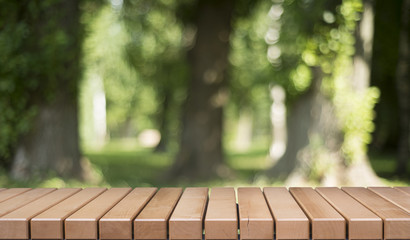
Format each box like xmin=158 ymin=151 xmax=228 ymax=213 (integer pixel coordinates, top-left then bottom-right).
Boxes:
xmin=0 ymin=188 xmax=55 ymax=217
xmin=0 ymin=188 xmax=80 ymax=239
xmin=237 ymin=187 xmax=273 ymax=240
xmin=395 ymin=186 xmax=410 ymax=195
xmin=31 ymin=188 xmax=106 ymax=239
xmin=289 ymin=187 xmax=345 ymax=240
xmin=369 ymin=187 xmax=410 ymax=213
xmin=263 ymin=187 xmax=309 ymax=240
xmin=65 ymin=188 xmax=131 ymax=240
xmin=0 ymin=188 xmax=31 ymax=203
xmin=169 ymin=187 xmax=208 ymax=240
xmin=99 ymin=187 xmax=157 ymax=240
xmin=134 ymin=187 xmax=183 ymax=240
xmin=316 ymin=187 xmax=382 ymax=240
xmin=343 ymin=187 xmax=410 ymax=240
xmin=205 ymin=187 xmax=237 ymax=240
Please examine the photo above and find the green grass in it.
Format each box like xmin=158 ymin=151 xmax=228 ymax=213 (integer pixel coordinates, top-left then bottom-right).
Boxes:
xmin=74 ymin=143 xmax=410 ymax=187
xmin=86 ymin=148 xmax=172 ymax=187
xmin=84 ymin=143 xmax=272 ymax=188
xmin=0 ymin=140 xmax=408 ymax=187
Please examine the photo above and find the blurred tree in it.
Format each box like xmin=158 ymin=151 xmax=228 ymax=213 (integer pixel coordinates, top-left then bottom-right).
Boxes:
xmin=228 ymin=0 xmax=274 ymax=151
xmin=368 ymin=0 xmax=410 ymax=176
xmin=395 ymin=0 xmax=410 ymax=175
xmin=369 ymin=0 xmax=401 ymax=153
xmin=170 ymin=0 xmax=235 ymax=179
xmin=122 ymin=0 xmax=188 ymax=152
xmin=0 ymin=0 xmax=87 ymax=179
xmin=266 ymin=0 xmax=381 ymax=185
xmin=81 ymin=3 xmax=147 ymax=145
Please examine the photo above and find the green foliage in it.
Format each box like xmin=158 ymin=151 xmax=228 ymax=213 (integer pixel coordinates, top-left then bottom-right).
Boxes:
xmin=81 ymin=0 xmax=190 ymax=144
xmin=319 ymin=0 xmax=380 ymax=164
xmin=268 ymin=0 xmax=379 ymax=169
xmin=122 ymin=0 xmax=188 ymax=106
xmin=96 ymin=0 xmax=189 ymax=143
xmin=267 ymin=0 xmax=329 ymax=99
xmin=81 ymin=4 xmax=157 ymax=141
xmin=228 ymin=0 xmax=274 ymax=140
xmin=0 ymin=0 xmax=83 ymax=166
xmin=229 ymin=0 xmax=273 ymax=103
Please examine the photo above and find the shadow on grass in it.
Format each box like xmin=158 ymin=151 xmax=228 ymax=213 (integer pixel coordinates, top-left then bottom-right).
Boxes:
xmin=0 ymin=145 xmax=408 ymax=187
xmin=85 ymin=149 xmax=172 ymax=187
xmin=369 ymin=152 xmax=410 ymax=184
xmin=85 ymin=145 xmax=271 ymax=187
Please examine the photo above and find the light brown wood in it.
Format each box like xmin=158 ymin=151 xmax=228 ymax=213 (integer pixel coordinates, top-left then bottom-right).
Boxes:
xmin=0 ymin=188 xmax=80 ymax=239
xmin=205 ymin=187 xmax=238 ymax=240
xmin=316 ymin=187 xmax=382 ymax=240
xmin=134 ymin=188 xmax=183 ymax=240
xmin=0 ymin=188 xmax=55 ymax=217
xmin=0 ymin=188 xmax=31 ymax=203
xmin=263 ymin=187 xmax=309 ymax=240
xmin=30 ymin=188 xmax=106 ymax=239
xmin=65 ymin=188 xmax=131 ymax=240
xmin=237 ymin=187 xmax=273 ymax=240
xmin=369 ymin=187 xmax=410 ymax=213
xmin=169 ymin=187 xmax=208 ymax=240
xmin=395 ymin=186 xmax=410 ymax=195
xmin=342 ymin=187 xmax=410 ymax=240
xmin=99 ymin=187 xmax=157 ymax=240
xmin=289 ymin=187 xmax=345 ymax=240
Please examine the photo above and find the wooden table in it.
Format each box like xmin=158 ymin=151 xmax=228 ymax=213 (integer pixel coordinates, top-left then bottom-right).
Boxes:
xmin=0 ymin=186 xmax=408 ymax=240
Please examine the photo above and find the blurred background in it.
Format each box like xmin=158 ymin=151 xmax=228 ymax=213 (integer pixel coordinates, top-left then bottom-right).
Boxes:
xmin=0 ymin=0 xmax=409 ymax=188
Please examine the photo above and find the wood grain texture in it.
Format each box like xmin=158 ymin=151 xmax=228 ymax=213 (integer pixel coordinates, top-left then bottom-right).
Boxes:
xmin=169 ymin=187 xmax=208 ymax=240
xmin=237 ymin=187 xmax=273 ymax=240
xmin=0 ymin=188 xmax=80 ymax=239
xmin=369 ymin=187 xmax=410 ymax=213
xmin=263 ymin=187 xmax=309 ymax=240
xmin=205 ymin=187 xmax=238 ymax=240
xmin=316 ymin=187 xmax=382 ymax=240
xmin=134 ymin=188 xmax=183 ymax=240
xmin=0 ymin=188 xmax=31 ymax=203
xmin=99 ymin=187 xmax=157 ymax=240
xmin=343 ymin=187 xmax=410 ymax=240
xmin=65 ymin=188 xmax=131 ymax=240
xmin=395 ymin=186 xmax=410 ymax=195
xmin=0 ymin=188 xmax=55 ymax=217
xmin=31 ymin=188 xmax=106 ymax=239
xmin=289 ymin=187 xmax=345 ymax=240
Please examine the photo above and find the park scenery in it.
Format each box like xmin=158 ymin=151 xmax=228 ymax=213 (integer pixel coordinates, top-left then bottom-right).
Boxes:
xmin=0 ymin=0 xmax=409 ymax=188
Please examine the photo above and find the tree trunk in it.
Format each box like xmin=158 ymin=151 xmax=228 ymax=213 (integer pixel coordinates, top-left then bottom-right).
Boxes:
xmin=269 ymin=85 xmax=287 ymax=164
xmin=92 ymin=75 xmax=107 ymax=148
xmin=369 ymin=0 xmax=402 ymax=153
xmin=395 ymin=0 xmax=410 ymax=176
xmin=155 ymin=86 xmax=171 ymax=152
xmin=266 ymin=68 xmax=344 ymax=185
xmin=10 ymin=0 xmax=84 ymax=180
xmin=118 ymin=116 xmax=134 ymax=138
xmin=11 ymin=94 xmax=83 ymax=180
xmin=352 ymin=0 xmax=374 ymax=92
xmin=171 ymin=0 xmax=234 ymax=179
xmin=267 ymin=1 xmax=381 ymax=185
xmin=345 ymin=0 xmax=381 ymax=185
xmin=234 ymin=107 xmax=253 ymax=152
xmin=119 ymin=90 xmax=139 ymax=139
